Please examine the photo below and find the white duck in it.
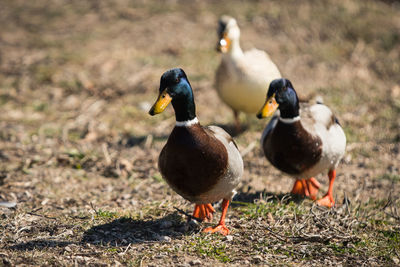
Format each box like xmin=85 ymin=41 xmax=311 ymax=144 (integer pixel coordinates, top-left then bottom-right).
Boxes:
xmin=215 ymin=15 xmax=282 ymax=131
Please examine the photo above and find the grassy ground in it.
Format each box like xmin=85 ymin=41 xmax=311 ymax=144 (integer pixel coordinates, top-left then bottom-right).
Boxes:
xmin=0 ymin=0 xmax=399 ymax=266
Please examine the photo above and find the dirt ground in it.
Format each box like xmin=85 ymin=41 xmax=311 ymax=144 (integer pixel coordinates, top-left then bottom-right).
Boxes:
xmin=0 ymin=0 xmax=399 ymax=266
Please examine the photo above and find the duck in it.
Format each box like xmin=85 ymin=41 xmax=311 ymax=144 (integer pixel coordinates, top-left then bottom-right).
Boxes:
xmin=256 ymin=78 xmax=346 ymax=208
xmin=149 ymin=68 xmax=243 ymax=235
xmin=215 ymin=15 xmax=282 ymax=131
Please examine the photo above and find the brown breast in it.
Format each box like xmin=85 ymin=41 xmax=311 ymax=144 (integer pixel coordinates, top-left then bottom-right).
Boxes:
xmin=158 ymin=124 xmax=228 ymax=199
xmin=263 ymin=121 xmax=322 ymax=175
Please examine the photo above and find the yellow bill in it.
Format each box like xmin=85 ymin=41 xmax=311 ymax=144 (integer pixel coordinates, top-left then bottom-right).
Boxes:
xmin=256 ymin=94 xmax=279 ymax=118
xmin=217 ymin=33 xmax=231 ymax=53
xmin=149 ymin=89 xmax=172 ymax=116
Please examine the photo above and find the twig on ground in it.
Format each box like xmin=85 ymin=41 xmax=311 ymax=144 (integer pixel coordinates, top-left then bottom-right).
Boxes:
xmin=90 ymin=202 xmax=99 ymax=216
xmin=144 ymin=134 xmax=153 ymax=148
xmin=265 ymin=226 xmax=288 ymax=242
xmin=173 ymin=207 xmax=203 ymax=223
xmin=385 ymin=211 xmax=400 ymax=221
xmin=240 ymin=141 xmax=256 ymax=158
xmin=102 ymin=143 xmax=112 ymax=165
xmin=343 ymin=191 xmax=351 ymax=215
xmin=122 ymin=243 xmax=132 ymax=254
xmin=291 ymin=234 xmax=331 ymax=244
xmin=27 ymin=207 xmax=57 ymax=220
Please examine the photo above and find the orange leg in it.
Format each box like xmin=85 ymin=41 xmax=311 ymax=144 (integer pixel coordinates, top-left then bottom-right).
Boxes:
xmin=206 ymin=203 xmax=216 ymax=214
xmin=300 ymin=179 xmax=309 ymax=196
xmin=316 ymin=170 xmax=336 ymax=208
xmin=192 ymin=205 xmax=200 ymax=218
xmin=200 ymin=205 xmax=206 ymax=219
xmin=192 ymin=203 xmax=215 ymax=222
xmin=203 ymin=199 xmax=230 ymax=235
xmin=307 ymin=177 xmax=321 ymax=200
xmin=291 ymin=179 xmax=304 ymax=195
xmin=290 ymin=178 xmax=320 ymax=200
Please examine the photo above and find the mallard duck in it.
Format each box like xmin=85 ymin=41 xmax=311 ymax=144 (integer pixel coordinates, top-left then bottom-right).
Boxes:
xmin=256 ymin=78 xmax=346 ymax=207
xmin=149 ymin=68 xmax=243 ymax=235
xmin=215 ymin=15 xmax=282 ymax=131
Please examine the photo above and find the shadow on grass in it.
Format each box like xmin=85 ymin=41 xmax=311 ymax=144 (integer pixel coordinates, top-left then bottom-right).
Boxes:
xmin=232 ymin=189 xmax=304 ymax=206
xmin=81 ymin=212 xmax=190 ymax=246
xmin=8 ymin=240 xmax=74 ymax=251
xmin=8 ymin=213 xmax=193 ymax=251
xmin=118 ymin=133 xmax=169 ymax=147
xmin=8 ymin=193 xmax=305 ymax=251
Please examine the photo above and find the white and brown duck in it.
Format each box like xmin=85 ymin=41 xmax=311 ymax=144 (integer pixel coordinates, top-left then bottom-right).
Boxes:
xmin=257 ymin=78 xmax=346 ymax=207
xmin=149 ymin=68 xmax=243 ymax=235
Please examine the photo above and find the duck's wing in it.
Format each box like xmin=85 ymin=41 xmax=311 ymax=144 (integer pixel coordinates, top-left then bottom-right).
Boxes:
xmin=242 ymin=49 xmax=281 ymax=82
xmin=205 ymin=125 xmax=243 ymax=178
xmin=301 ymin=102 xmax=343 ymax=137
xmin=299 ymin=101 xmax=343 ymax=143
xmin=205 ymin=125 xmax=238 ymax=150
xmin=216 ymin=49 xmax=281 ymax=89
xmin=305 ymin=103 xmax=340 ymax=130
xmin=301 ymin=103 xmax=346 ymax=166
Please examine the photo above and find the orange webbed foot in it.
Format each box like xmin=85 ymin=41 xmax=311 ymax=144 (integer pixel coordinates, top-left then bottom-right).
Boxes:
xmin=192 ymin=204 xmax=215 ymax=222
xmin=316 ymin=194 xmax=334 ymax=208
xmin=291 ymin=179 xmax=304 ymax=195
xmin=291 ymin=178 xmax=320 ymax=200
xmin=203 ymin=224 xmax=230 ymax=236
xmin=316 ymin=169 xmax=336 ymax=208
xmin=307 ymin=177 xmax=320 ymax=200
xmin=202 ymin=199 xmax=231 ymax=235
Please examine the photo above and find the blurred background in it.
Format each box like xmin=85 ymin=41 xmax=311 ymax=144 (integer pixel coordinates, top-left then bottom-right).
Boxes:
xmin=0 ymin=0 xmax=399 ymax=265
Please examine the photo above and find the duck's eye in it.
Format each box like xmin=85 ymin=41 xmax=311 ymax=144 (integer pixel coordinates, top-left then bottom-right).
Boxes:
xmin=175 ymin=78 xmax=180 ymax=83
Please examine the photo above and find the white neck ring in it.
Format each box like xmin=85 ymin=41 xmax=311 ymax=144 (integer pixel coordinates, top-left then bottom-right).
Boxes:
xmin=279 ymin=116 xmax=301 ymax=123
xmin=175 ymin=117 xmax=199 ymax=127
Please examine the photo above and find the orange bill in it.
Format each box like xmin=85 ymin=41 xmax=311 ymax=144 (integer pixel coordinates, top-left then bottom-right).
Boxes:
xmin=217 ymin=33 xmax=231 ymax=53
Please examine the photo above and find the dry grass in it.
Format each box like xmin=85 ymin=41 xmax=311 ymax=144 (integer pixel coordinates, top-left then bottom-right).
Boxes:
xmin=0 ymin=0 xmax=399 ymax=266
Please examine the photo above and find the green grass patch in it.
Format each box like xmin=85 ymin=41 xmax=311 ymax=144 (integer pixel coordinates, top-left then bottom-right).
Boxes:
xmin=152 ymin=174 xmax=164 ymax=183
xmin=377 ymin=173 xmax=400 ymax=183
xmin=106 ymin=247 xmax=119 ymax=253
xmin=328 ymin=242 xmax=357 ymax=254
xmin=189 ymin=236 xmax=232 ymax=263
xmin=33 ymin=102 xmax=48 ymax=112
xmin=34 ymin=65 xmax=56 ymax=84
xmin=95 ymin=209 xmax=117 ymax=220
xmin=235 ymin=200 xmax=306 ymax=219
xmin=66 ymin=149 xmax=86 ymax=160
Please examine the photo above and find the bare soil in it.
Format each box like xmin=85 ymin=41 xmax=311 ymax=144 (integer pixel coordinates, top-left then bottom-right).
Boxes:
xmin=0 ymin=0 xmax=399 ymax=266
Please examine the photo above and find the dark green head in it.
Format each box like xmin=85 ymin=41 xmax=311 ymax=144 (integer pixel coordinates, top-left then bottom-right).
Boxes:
xmin=149 ymin=68 xmax=196 ymax=122
xmin=257 ymin=78 xmax=300 ymax=119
